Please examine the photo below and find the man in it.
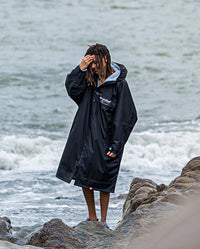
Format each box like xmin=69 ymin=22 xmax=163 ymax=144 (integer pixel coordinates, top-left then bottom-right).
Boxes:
xmin=56 ymin=44 xmax=137 ymax=228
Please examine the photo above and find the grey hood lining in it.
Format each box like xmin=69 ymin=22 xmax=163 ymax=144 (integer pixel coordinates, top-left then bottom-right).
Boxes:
xmin=97 ymin=62 xmax=121 ymax=87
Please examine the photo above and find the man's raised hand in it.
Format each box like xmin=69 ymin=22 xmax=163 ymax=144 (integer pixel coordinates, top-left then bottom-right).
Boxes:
xmin=80 ymin=55 xmax=95 ymax=70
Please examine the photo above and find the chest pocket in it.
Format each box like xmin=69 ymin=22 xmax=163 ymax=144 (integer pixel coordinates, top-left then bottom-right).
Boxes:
xmin=99 ymin=95 xmax=116 ymax=109
xmin=95 ymin=91 xmax=117 ymax=111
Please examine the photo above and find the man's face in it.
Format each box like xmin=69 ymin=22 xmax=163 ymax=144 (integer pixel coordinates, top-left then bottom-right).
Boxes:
xmin=91 ymin=56 xmax=107 ymax=75
xmin=91 ymin=59 xmax=99 ymax=74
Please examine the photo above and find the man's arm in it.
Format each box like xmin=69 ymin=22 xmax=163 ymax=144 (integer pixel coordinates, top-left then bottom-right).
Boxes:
xmin=108 ymin=80 xmax=137 ymax=155
xmin=65 ymin=55 xmax=94 ymax=105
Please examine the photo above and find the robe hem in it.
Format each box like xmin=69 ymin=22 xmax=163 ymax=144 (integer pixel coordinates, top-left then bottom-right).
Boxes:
xmin=56 ymin=173 xmax=72 ymax=184
xmin=74 ymin=181 xmax=115 ymax=193
xmin=74 ymin=175 xmax=117 ymax=193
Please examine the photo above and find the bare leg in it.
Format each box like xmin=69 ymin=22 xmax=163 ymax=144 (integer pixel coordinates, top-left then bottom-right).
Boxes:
xmin=82 ymin=187 xmax=98 ymax=221
xmin=100 ymin=191 xmax=110 ymax=222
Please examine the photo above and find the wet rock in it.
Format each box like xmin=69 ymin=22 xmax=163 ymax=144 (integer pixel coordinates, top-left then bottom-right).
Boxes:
xmin=73 ymin=220 xmax=115 ymax=248
xmin=11 ymin=224 xmax=42 ymax=245
xmin=27 ymin=219 xmax=115 ymax=249
xmin=28 ymin=218 xmax=85 ymax=249
xmin=122 ymin=178 xmax=162 ymax=216
xmin=157 ymin=183 xmax=167 ymax=192
xmin=0 ymin=217 xmax=13 ymax=240
xmin=122 ymin=157 xmax=200 ymax=218
xmin=26 ymin=218 xmax=117 ymax=249
xmin=0 ymin=218 xmax=41 ymax=248
xmin=169 ymin=157 xmax=200 ymax=193
xmin=115 ymin=156 xmax=200 ymax=246
xmin=55 ymin=196 xmax=70 ymax=200
xmin=0 ymin=240 xmax=41 ymax=248
xmin=127 ymin=196 xmax=200 ymax=249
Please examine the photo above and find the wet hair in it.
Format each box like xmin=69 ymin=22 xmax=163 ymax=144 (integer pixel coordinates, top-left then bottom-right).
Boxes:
xmin=85 ymin=43 xmax=113 ymax=86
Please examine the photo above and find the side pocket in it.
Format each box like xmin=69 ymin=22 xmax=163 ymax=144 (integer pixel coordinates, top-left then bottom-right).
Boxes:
xmin=104 ymin=142 xmax=117 ymax=161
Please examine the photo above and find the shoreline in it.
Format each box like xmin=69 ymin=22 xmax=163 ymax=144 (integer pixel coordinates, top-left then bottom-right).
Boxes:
xmin=1 ymin=156 xmax=200 ymax=248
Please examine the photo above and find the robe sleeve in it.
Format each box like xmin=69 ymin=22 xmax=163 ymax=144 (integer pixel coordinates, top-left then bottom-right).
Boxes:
xmin=65 ymin=65 xmax=88 ymax=105
xmin=109 ymin=80 xmax=138 ymax=155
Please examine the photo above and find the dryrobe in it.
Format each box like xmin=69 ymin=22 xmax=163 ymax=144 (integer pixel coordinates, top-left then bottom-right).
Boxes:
xmin=56 ymin=62 xmax=137 ymax=193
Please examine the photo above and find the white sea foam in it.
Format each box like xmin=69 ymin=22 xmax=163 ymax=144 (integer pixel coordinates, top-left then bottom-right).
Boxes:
xmin=0 ymin=132 xmax=199 ymax=184
xmin=0 ymin=135 xmax=62 ymax=171
xmin=121 ymin=131 xmax=200 ymax=184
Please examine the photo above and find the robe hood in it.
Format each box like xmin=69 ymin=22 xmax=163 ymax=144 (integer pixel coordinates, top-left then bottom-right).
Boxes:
xmin=97 ymin=62 xmax=127 ymax=87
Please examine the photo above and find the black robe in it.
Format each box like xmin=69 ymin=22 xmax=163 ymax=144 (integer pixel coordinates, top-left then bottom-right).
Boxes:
xmin=56 ymin=62 xmax=137 ymax=193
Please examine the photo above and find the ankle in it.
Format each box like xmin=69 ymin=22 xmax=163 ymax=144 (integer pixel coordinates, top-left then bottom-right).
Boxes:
xmin=89 ymin=216 xmax=98 ymax=221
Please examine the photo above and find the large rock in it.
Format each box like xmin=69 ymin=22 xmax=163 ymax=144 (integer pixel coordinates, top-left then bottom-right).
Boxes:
xmin=0 ymin=217 xmax=13 ymax=241
xmin=122 ymin=156 xmax=200 ymax=218
xmin=28 ymin=218 xmax=85 ymax=249
xmin=127 ymin=196 xmax=200 ymax=249
xmin=0 ymin=156 xmax=200 ymax=249
xmin=28 ymin=219 xmax=115 ymax=249
xmin=115 ymin=156 xmax=200 ymax=247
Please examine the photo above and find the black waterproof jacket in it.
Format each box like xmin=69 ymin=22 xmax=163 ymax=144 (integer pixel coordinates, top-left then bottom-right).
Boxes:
xmin=56 ymin=62 xmax=137 ymax=193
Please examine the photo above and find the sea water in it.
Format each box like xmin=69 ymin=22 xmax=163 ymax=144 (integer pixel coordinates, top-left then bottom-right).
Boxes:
xmin=0 ymin=0 xmax=200 ymax=229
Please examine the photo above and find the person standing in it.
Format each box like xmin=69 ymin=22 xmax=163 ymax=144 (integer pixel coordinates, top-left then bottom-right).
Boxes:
xmin=56 ymin=43 xmax=137 ymax=228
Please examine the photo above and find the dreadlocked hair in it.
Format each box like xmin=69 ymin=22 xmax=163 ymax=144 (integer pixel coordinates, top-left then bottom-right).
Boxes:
xmin=85 ymin=43 xmax=113 ymax=86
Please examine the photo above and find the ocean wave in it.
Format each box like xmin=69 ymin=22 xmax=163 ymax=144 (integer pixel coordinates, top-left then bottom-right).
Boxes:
xmin=0 ymin=132 xmax=199 ymax=182
xmin=121 ymin=131 xmax=200 ymax=183
xmin=0 ymin=135 xmax=62 ymax=171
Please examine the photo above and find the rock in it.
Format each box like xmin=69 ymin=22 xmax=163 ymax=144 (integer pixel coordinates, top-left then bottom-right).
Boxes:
xmin=10 ymin=224 xmax=42 ymax=245
xmin=0 ymin=217 xmax=13 ymax=240
xmin=28 ymin=218 xmax=85 ymax=249
xmin=122 ymin=157 xmax=200 ymax=219
xmin=122 ymin=178 xmax=164 ymax=217
xmin=160 ymin=192 xmax=187 ymax=204
xmin=73 ymin=220 xmax=115 ymax=248
xmin=127 ymin=196 xmax=200 ymax=249
xmin=27 ymin=219 xmax=116 ymax=249
xmin=181 ymin=156 xmax=200 ymax=176
xmin=115 ymin=156 xmax=200 ymax=247
xmin=0 ymin=217 xmax=42 ymax=248
xmin=169 ymin=157 xmax=200 ymax=193
xmin=0 ymin=240 xmax=41 ymax=248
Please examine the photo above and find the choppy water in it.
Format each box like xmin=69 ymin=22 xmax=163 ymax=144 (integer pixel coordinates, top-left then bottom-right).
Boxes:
xmin=0 ymin=0 xmax=200 ymax=229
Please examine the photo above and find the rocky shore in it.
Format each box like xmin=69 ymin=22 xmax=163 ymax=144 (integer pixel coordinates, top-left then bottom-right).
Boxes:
xmin=1 ymin=156 xmax=200 ymax=249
